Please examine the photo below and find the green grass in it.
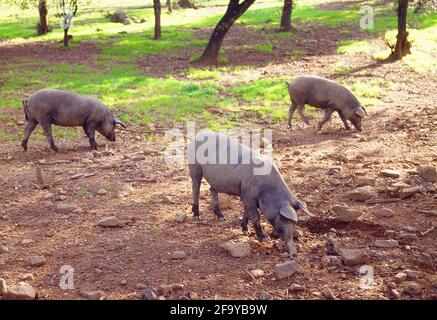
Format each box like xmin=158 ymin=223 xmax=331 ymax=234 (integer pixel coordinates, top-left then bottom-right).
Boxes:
xmin=187 ymin=68 xmax=221 ymax=80
xmin=254 ymin=44 xmax=274 ymax=52
xmin=76 ymin=188 xmax=91 ymax=197
xmin=337 ymin=40 xmax=372 ymax=55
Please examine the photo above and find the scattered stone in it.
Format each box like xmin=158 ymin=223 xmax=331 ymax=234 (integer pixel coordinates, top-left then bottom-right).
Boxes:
xmin=345 ymin=186 xmax=377 ymax=202
xmin=0 ymin=245 xmax=9 ymax=253
xmin=384 ymin=230 xmax=396 ymax=237
xmin=0 ymin=278 xmax=7 ymax=295
xmin=143 ymin=148 xmax=157 ymax=156
xmin=56 ymin=203 xmax=79 ymax=214
xmin=136 ymin=283 xmax=146 ymax=289
xmin=20 ymin=274 xmax=34 ymax=281
xmin=97 ymin=188 xmax=108 ymax=195
xmin=30 ymin=255 xmax=45 ymax=267
xmin=59 ymin=195 xmax=67 ymax=201
xmin=399 ymin=231 xmax=418 ymax=241
xmin=222 ymin=242 xmax=251 ymax=258
xmin=249 ymin=269 xmax=265 ymax=278
xmin=260 ymin=291 xmax=272 ymax=300
xmin=328 ymin=178 xmax=341 ymax=186
xmin=174 ymin=212 xmax=186 ymax=223
xmin=417 ymin=165 xmax=436 ymax=182
xmin=398 ymin=186 xmax=423 ymax=199
xmin=288 ymin=283 xmax=305 ymax=293
xmin=325 ymin=237 xmax=341 ymax=255
xmin=171 ymin=250 xmax=187 ymax=259
xmin=143 ymin=288 xmax=157 ymax=300
xmin=379 ymin=169 xmax=401 ymax=178
xmin=80 ymin=290 xmax=105 ymax=300
xmin=340 ymin=249 xmax=370 ymax=266
xmin=391 ymin=289 xmax=401 ymax=299
xmin=21 ymin=239 xmax=33 ymax=245
xmin=72 ymin=208 xmax=84 ymax=214
xmin=391 ymin=181 xmax=411 ymax=189
xmin=189 ymin=292 xmax=198 ymax=299
xmin=327 ymin=167 xmax=341 ymax=175
xmin=97 ymin=216 xmax=120 ymax=227
xmin=120 ymin=280 xmax=127 ymax=286
xmin=356 ymin=177 xmax=376 ymax=187
xmin=322 ymin=288 xmax=335 ymax=300
xmin=374 ymin=207 xmax=394 ymax=218
xmin=45 ymin=229 xmax=55 ymax=237
xmin=172 ymin=283 xmax=184 ymax=291
xmin=403 ymin=269 xmax=422 ymax=279
xmin=332 ymin=204 xmax=362 ymax=222
xmin=374 ymin=239 xmax=399 ymax=248
xmin=80 ymin=158 xmax=93 ymax=165
xmin=157 ymin=284 xmax=172 ymax=296
xmin=402 ymin=282 xmax=421 ymax=295
xmin=4 ymin=282 xmax=36 ymax=300
xmin=274 ymin=260 xmax=299 ymax=280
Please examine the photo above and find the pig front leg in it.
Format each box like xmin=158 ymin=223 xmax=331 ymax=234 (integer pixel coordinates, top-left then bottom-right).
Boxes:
xmin=338 ymin=111 xmax=351 ymax=130
xmin=21 ymin=119 xmax=38 ymax=151
xmin=83 ymin=123 xmax=98 ymax=150
xmin=40 ymin=120 xmax=58 ymax=152
xmin=210 ymin=187 xmax=224 ymax=221
xmin=241 ymin=210 xmax=250 ymax=236
xmin=242 ymin=196 xmax=269 ymax=241
xmin=190 ymin=166 xmax=203 ymax=220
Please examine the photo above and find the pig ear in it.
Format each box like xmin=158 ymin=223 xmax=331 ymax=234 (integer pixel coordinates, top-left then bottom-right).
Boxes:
xmin=114 ymin=118 xmax=127 ymax=129
xmin=285 ymin=81 xmax=290 ymax=87
xmin=354 ymin=107 xmax=366 ymax=118
xmin=296 ymin=201 xmax=314 ymax=217
xmin=279 ymin=204 xmax=298 ymax=222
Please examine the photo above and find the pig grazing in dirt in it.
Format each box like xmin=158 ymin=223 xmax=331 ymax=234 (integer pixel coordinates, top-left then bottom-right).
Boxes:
xmin=188 ymin=131 xmax=313 ymax=247
xmin=21 ymin=89 xmax=126 ymax=152
xmin=286 ymin=75 xmax=367 ymax=131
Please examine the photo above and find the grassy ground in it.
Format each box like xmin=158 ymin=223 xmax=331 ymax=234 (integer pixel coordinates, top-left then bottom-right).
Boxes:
xmin=0 ymin=0 xmax=436 ymax=142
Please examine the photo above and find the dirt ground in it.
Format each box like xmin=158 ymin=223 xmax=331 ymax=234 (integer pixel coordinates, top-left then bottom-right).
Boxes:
xmin=0 ymin=15 xmax=436 ymax=300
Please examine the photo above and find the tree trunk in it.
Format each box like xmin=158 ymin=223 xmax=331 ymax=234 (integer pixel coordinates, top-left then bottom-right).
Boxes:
xmin=279 ymin=0 xmax=293 ymax=32
xmin=167 ymin=0 xmax=172 ymax=13
xmin=64 ymin=28 xmax=69 ymax=47
xmin=389 ymin=0 xmax=411 ymax=61
xmin=37 ymin=0 xmax=49 ymax=35
xmin=198 ymin=0 xmax=256 ymax=64
xmin=154 ymin=0 xmax=161 ymax=40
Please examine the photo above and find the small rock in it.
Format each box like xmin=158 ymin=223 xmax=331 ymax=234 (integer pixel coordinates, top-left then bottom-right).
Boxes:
xmin=379 ymin=169 xmax=401 ymax=178
xmin=260 ymin=291 xmax=272 ymax=300
xmin=172 ymin=283 xmax=184 ymax=291
xmin=143 ymin=288 xmax=157 ymax=300
xmin=120 ymin=280 xmax=127 ymax=286
xmin=391 ymin=289 xmax=401 ymax=299
xmin=20 ymin=274 xmax=34 ymax=281
xmin=0 ymin=278 xmax=7 ymax=295
xmin=328 ymin=178 xmax=341 ymax=186
xmin=288 ymin=283 xmax=305 ymax=293
xmin=322 ymin=288 xmax=335 ymax=300
xmin=80 ymin=290 xmax=105 ymax=300
xmin=332 ymin=204 xmax=362 ymax=222
xmin=374 ymin=207 xmax=394 ymax=218
xmin=97 ymin=188 xmax=108 ymax=195
xmin=143 ymin=148 xmax=157 ymax=156
xmin=327 ymin=167 xmax=341 ymax=175
xmin=222 ymin=242 xmax=251 ymax=258
xmin=391 ymin=181 xmax=410 ymax=189
xmin=56 ymin=203 xmax=79 ymax=214
xmin=21 ymin=239 xmax=33 ymax=245
xmin=356 ymin=177 xmax=376 ymax=187
xmin=30 ymin=255 xmax=45 ymax=267
xmin=402 ymin=282 xmax=421 ymax=295
xmin=4 ymin=282 xmax=36 ymax=300
xmin=80 ymin=158 xmax=93 ymax=165
xmin=59 ymin=195 xmax=67 ymax=201
xmin=403 ymin=269 xmax=422 ymax=279
xmin=399 ymin=231 xmax=418 ymax=241
xmin=171 ymin=250 xmax=187 ymax=259
xmin=345 ymin=186 xmax=377 ymax=202
xmin=416 ymin=165 xmax=436 ymax=182
xmin=189 ymin=292 xmax=198 ymax=299
xmin=325 ymin=237 xmax=341 ymax=255
xmin=0 ymin=245 xmax=9 ymax=253
xmin=98 ymin=216 xmax=120 ymax=227
xmin=398 ymin=186 xmax=423 ymax=199
xmin=45 ymin=229 xmax=55 ymax=237
xmin=72 ymin=208 xmax=84 ymax=214
xmin=249 ymin=269 xmax=265 ymax=278
xmin=374 ymin=239 xmax=399 ymax=248
xmin=157 ymin=284 xmax=172 ymax=296
xmin=174 ymin=212 xmax=186 ymax=223
xmin=340 ymin=249 xmax=370 ymax=266
xmin=136 ymin=283 xmax=146 ymax=289
xmin=274 ymin=260 xmax=299 ymax=280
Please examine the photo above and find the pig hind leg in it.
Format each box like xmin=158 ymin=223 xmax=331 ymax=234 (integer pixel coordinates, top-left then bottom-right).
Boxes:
xmin=338 ymin=111 xmax=351 ymax=130
xmin=189 ymin=165 xmax=203 ymax=220
xmin=297 ymin=104 xmax=310 ymax=125
xmin=241 ymin=210 xmax=250 ymax=236
xmin=287 ymin=101 xmax=298 ymax=129
xmin=21 ymin=119 xmax=38 ymax=151
xmin=242 ymin=196 xmax=269 ymax=241
xmin=40 ymin=119 xmax=58 ymax=152
xmin=210 ymin=187 xmax=224 ymax=221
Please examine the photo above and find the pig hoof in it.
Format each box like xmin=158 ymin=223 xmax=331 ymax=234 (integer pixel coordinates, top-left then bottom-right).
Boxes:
xmin=218 ymin=216 xmax=225 ymax=222
xmin=242 ymin=230 xmax=250 ymax=237
xmin=194 ymin=215 xmax=202 ymax=221
xmin=257 ymin=235 xmax=270 ymax=242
